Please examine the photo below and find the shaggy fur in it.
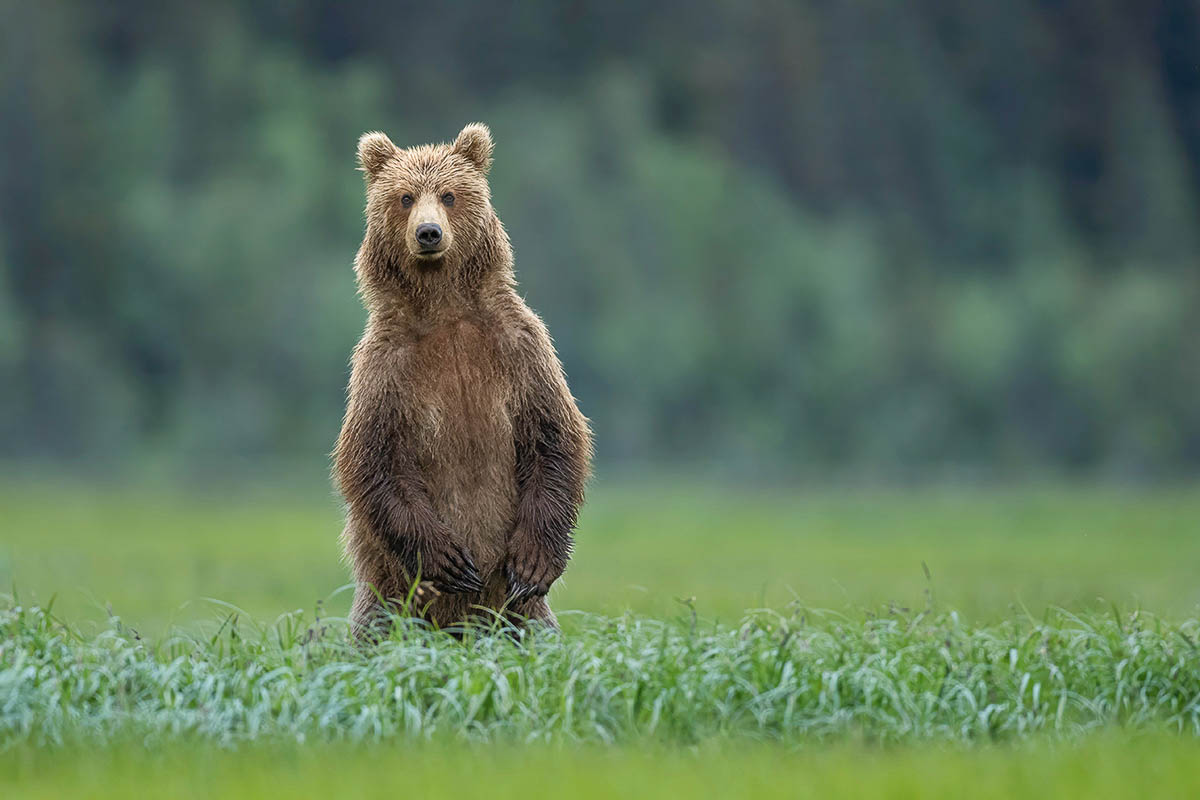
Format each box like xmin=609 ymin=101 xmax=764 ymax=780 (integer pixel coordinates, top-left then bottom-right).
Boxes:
xmin=335 ymin=124 xmax=592 ymax=637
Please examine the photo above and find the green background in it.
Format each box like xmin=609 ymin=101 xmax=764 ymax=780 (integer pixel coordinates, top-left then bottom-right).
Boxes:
xmin=2 ymin=1 xmax=1198 ymax=478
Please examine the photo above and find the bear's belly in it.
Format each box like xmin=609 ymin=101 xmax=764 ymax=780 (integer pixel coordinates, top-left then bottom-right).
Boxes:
xmin=408 ymin=321 xmax=516 ymax=577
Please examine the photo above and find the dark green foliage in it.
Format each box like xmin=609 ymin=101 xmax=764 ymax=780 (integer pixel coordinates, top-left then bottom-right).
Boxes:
xmin=1 ymin=1 xmax=1197 ymax=474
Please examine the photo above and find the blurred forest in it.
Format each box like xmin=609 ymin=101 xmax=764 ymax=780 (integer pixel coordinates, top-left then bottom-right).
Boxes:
xmin=1 ymin=1 xmax=1198 ymax=479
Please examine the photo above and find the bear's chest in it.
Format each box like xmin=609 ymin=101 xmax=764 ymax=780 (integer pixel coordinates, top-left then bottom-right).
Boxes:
xmin=406 ymin=319 xmax=514 ymax=456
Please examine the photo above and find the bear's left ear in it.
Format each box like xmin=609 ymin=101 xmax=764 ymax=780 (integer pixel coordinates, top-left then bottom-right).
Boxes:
xmin=453 ymin=123 xmax=493 ymax=174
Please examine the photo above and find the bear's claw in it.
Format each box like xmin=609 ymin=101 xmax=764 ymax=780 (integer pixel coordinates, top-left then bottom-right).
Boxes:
xmin=504 ymin=563 xmax=551 ymax=601
xmin=421 ymin=541 xmax=484 ymax=595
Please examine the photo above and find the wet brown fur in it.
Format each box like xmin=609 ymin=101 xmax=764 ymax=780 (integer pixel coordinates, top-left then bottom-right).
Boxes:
xmin=335 ymin=124 xmax=592 ymax=637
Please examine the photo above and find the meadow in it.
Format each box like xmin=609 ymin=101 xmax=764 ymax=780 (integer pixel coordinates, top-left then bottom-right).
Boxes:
xmin=2 ymin=480 xmax=1199 ymax=630
xmin=3 ymin=479 xmax=1200 ymax=797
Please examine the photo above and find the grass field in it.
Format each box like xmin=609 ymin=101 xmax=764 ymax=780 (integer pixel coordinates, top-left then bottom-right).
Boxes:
xmin=3 ymin=479 xmax=1200 ymax=797
xmin=2 ymin=480 xmax=1198 ymax=630
xmin=5 ymin=735 xmax=1200 ymax=799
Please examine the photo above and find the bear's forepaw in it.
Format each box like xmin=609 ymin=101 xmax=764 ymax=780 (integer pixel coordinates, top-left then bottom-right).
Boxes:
xmin=411 ymin=537 xmax=485 ymax=595
xmin=504 ymin=530 xmax=568 ymax=601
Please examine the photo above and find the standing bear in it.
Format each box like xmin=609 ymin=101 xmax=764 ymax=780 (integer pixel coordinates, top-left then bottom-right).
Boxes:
xmin=335 ymin=123 xmax=592 ymax=636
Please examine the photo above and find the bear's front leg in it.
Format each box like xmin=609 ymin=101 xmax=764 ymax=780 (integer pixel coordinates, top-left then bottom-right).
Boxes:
xmin=336 ymin=376 xmax=486 ymax=607
xmin=506 ymin=370 xmax=592 ymax=602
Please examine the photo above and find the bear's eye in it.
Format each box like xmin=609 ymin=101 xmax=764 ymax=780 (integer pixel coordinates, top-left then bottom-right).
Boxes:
xmin=441 ymin=192 xmax=455 ymax=207
xmin=400 ymin=194 xmax=414 ymax=208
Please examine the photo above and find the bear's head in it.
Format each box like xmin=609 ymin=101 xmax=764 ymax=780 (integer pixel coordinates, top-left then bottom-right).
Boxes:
xmin=355 ymin=123 xmax=507 ymax=299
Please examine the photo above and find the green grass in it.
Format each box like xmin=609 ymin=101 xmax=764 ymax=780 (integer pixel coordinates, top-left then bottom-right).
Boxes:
xmin=4 ymin=599 xmax=1200 ymax=747
xmin=4 ymin=479 xmax=1200 ymax=795
xmin=2 ymin=481 xmax=1199 ymax=631
xmin=5 ymin=735 xmax=1200 ymax=799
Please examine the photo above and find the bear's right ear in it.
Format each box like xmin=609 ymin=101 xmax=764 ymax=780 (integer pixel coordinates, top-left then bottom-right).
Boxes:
xmin=357 ymin=132 xmax=397 ymax=179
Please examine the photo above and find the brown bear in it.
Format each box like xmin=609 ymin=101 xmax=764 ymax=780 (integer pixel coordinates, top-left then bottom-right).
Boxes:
xmin=334 ymin=123 xmax=592 ymax=637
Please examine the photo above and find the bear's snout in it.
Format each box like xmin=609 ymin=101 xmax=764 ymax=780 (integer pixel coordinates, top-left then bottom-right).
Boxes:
xmin=415 ymin=223 xmax=443 ymax=251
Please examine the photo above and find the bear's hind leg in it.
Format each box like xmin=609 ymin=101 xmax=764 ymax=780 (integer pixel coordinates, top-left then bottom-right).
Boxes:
xmin=349 ymin=581 xmax=398 ymax=642
xmin=349 ymin=578 xmax=441 ymax=642
xmin=506 ymin=595 xmax=559 ymax=631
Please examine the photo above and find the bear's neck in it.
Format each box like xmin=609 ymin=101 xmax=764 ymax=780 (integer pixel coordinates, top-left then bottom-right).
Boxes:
xmin=359 ymin=220 xmax=515 ymax=332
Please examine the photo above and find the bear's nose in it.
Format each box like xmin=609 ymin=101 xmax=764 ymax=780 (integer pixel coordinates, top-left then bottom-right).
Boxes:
xmin=415 ymin=223 xmax=443 ymax=249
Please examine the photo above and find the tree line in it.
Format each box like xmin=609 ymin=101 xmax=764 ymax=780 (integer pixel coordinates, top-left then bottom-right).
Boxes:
xmin=1 ymin=0 xmax=1197 ymax=477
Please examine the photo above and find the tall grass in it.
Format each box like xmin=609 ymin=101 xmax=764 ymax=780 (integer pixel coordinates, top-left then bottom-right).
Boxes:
xmin=4 ymin=597 xmax=1200 ymax=747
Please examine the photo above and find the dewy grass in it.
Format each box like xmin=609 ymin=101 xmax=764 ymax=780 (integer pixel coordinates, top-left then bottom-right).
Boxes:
xmin=3 ymin=596 xmax=1200 ymax=748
